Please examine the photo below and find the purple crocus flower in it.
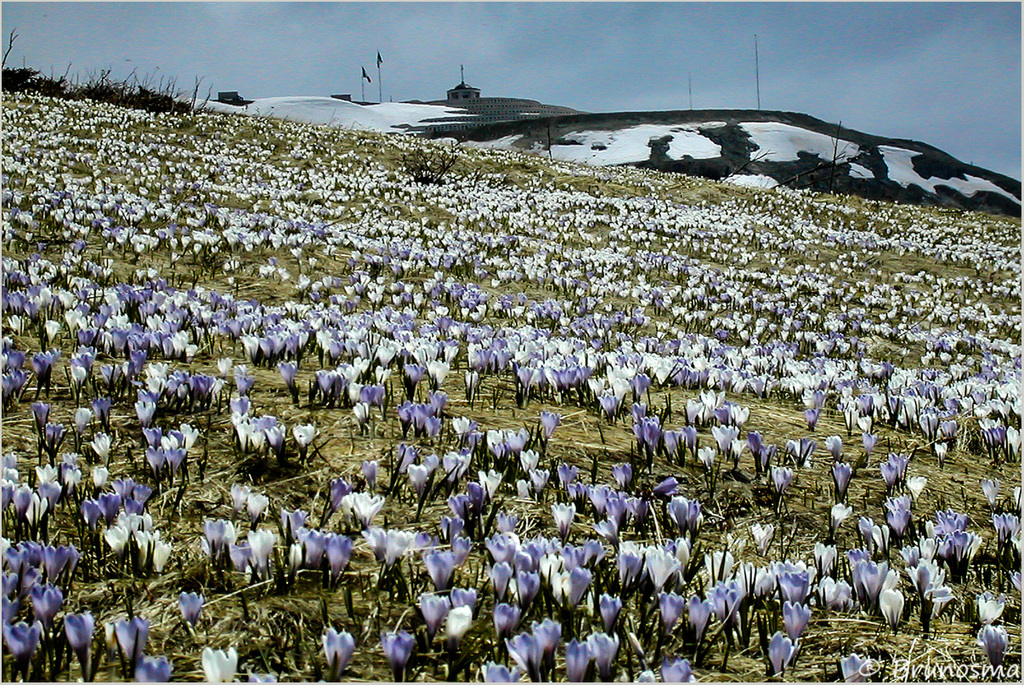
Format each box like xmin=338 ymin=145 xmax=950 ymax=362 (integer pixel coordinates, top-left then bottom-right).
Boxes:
xmin=64 ymin=612 xmax=95 ymax=678
xmin=179 ymin=592 xmax=204 ymax=626
xmin=135 ymin=655 xmax=173 ymax=682
xmin=493 ymin=602 xmax=521 ymax=641
xmin=278 ymin=361 xmax=298 ymax=396
xmin=115 ymin=616 xmax=150 ymax=671
xmin=783 ymin=601 xmax=811 ymax=641
xmin=884 ymin=496 xmax=913 ymax=544
xmin=937 ymin=530 xmax=981 ymax=581
xmin=482 ymin=662 xmax=522 ymax=682
xmin=777 ymin=571 xmax=812 ymax=605
xmin=598 ymin=395 xmax=620 ymax=422
xmin=879 ymin=459 xmax=902 ymax=494
xmin=4 ymin=620 xmax=41 ymax=680
xmin=766 ymin=631 xmax=797 ymax=676
xmin=31 ymin=401 xmax=50 ymax=432
xmin=419 ymin=593 xmax=450 ymax=641
xmin=661 ymin=657 xmax=696 ymax=682
xmin=279 ymin=508 xmax=308 ymax=544
xmin=599 ymin=593 xmax=622 ymax=633
xmin=977 ymin=624 xmax=1008 ymax=667
xmin=565 ymin=638 xmax=592 ymax=682
xmin=772 ymin=466 xmax=794 ymax=495
xmin=506 ymin=632 xmax=542 ymax=682
xmin=567 ymin=567 xmax=592 ymax=609
xmin=361 ymin=460 xmax=378 ymax=491
xmin=708 ymin=580 xmax=743 ymax=629
xmin=588 ymin=632 xmax=619 ymax=682
xmin=29 ymin=582 xmax=62 ymax=630
xmin=323 ymin=628 xmax=355 ymax=680
xmin=41 ymin=422 xmax=66 ymax=462
xmin=992 ymin=513 xmax=1021 ymax=547
xmin=840 ymin=653 xmax=873 ymax=682
xmin=617 ymin=551 xmax=643 ymax=591
xmin=611 ymin=463 xmax=633 ymax=491
xmin=665 ymin=496 xmax=702 ymax=538
xmin=533 ymin=619 xmax=561 ymax=678
xmin=539 ymin=411 xmax=561 ymax=441
xmin=851 ymin=560 xmax=889 ymax=613
xmin=424 ymin=550 xmax=455 ymax=592
xmin=862 ymin=432 xmax=878 ymax=458
xmin=380 ymin=630 xmax=415 ymax=681
xmin=31 ymin=350 xmax=59 ymax=395
xmin=202 ymin=519 xmax=237 ymax=566
xmin=832 ymin=462 xmax=852 ymax=503
xmin=653 ymin=476 xmax=679 ymax=498
xmin=92 ymin=397 xmax=111 ymax=431
xmin=450 ymin=587 xmax=477 ymax=613
xmin=660 ymin=592 xmax=686 ymax=635
xmin=633 ymin=416 xmax=662 ymax=464
xmin=490 ymin=562 xmax=514 ymax=600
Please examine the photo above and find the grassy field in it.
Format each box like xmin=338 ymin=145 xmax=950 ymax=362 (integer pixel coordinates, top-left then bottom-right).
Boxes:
xmin=1 ymin=92 xmax=1021 ymax=682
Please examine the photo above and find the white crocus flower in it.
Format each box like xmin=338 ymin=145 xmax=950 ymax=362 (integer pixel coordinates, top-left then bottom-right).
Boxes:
xmin=202 ymin=647 xmax=238 ymax=682
xmin=292 ymin=424 xmax=318 ymax=447
xmin=976 ymin=592 xmax=1006 ymax=625
xmin=879 ymin=588 xmax=904 ymax=631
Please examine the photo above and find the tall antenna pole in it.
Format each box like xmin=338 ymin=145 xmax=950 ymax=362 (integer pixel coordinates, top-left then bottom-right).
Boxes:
xmin=688 ymin=72 xmax=693 ymax=110
xmin=754 ymin=34 xmax=761 ymax=110
xmin=460 ymin=64 xmax=464 ymax=84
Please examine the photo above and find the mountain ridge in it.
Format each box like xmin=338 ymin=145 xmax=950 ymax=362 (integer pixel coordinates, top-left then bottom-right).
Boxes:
xmin=423 ymin=108 xmax=1021 ymax=217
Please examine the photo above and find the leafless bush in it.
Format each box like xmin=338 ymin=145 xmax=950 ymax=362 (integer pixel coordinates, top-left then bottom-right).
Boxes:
xmin=399 ymin=144 xmax=460 ymax=185
xmin=3 ymin=49 xmax=198 ymax=115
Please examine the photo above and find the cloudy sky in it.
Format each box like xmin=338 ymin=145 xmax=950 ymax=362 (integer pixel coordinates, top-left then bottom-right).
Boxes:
xmin=2 ymin=2 xmax=1020 ymax=178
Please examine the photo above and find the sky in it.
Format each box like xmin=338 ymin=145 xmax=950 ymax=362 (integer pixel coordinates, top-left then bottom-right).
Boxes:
xmin=2 ymin=2 xmax=1020 ymax=179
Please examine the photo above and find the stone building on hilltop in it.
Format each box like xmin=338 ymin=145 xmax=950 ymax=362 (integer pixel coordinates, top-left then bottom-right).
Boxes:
xmin=405 ymin=75 xmax=580 ymax=132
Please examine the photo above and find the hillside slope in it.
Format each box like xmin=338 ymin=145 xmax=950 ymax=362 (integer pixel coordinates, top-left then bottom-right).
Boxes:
xmin=1 ymin=93 xmax=1021 ymax=682
xmin=431 ymin=109 xmax=1022 ymax=217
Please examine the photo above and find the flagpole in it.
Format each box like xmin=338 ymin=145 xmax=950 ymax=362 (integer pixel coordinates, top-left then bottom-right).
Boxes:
xmin=361 ymin=69 xmax=365 ymax=103
xmin=376 ymin=51 xmax=384 ymax=103
xmin=754 ymin=34 xmax=761 ymax=110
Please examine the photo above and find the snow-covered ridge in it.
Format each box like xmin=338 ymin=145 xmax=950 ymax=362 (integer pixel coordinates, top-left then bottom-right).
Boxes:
xmin=203 ymin=96 xmax=469 ymax=133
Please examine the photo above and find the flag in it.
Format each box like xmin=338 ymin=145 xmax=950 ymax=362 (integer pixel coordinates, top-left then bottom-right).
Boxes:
xmin=377 ymin=51 xmax=383 ymax=67
xmin=362 ymin=67 xmax=372 ymax=83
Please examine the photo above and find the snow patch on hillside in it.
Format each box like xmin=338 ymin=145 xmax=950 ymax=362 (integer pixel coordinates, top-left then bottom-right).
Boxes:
xmin=724 ymin=174 xmax=779 ymax=189
xmin=848 ymin=163 xmax=874 ymax=180
xmin=742 ymin=122 xmax=860 ymax=163
xmin=546 ymin=125 xmax=720 ymax=166
xmin=879 ymin=146 xmax=1019 ymax=204
xmin=464 ymin=134 xmax=525 ymax=149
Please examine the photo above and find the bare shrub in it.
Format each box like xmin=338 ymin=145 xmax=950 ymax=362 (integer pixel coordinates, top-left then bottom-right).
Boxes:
xmin=399 ymin=144 xmax=460 ymax=185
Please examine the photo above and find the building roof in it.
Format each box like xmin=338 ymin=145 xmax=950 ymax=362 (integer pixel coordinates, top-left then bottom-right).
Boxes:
xmin=450 ymin=82 xmax=477 ymax=91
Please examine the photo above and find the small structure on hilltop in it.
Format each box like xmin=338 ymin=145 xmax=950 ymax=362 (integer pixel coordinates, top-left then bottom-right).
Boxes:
xmin=406 ymin=66 xmax=580 ymax=132
xmin=215 ymin=91 xmax=253 ymax=106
